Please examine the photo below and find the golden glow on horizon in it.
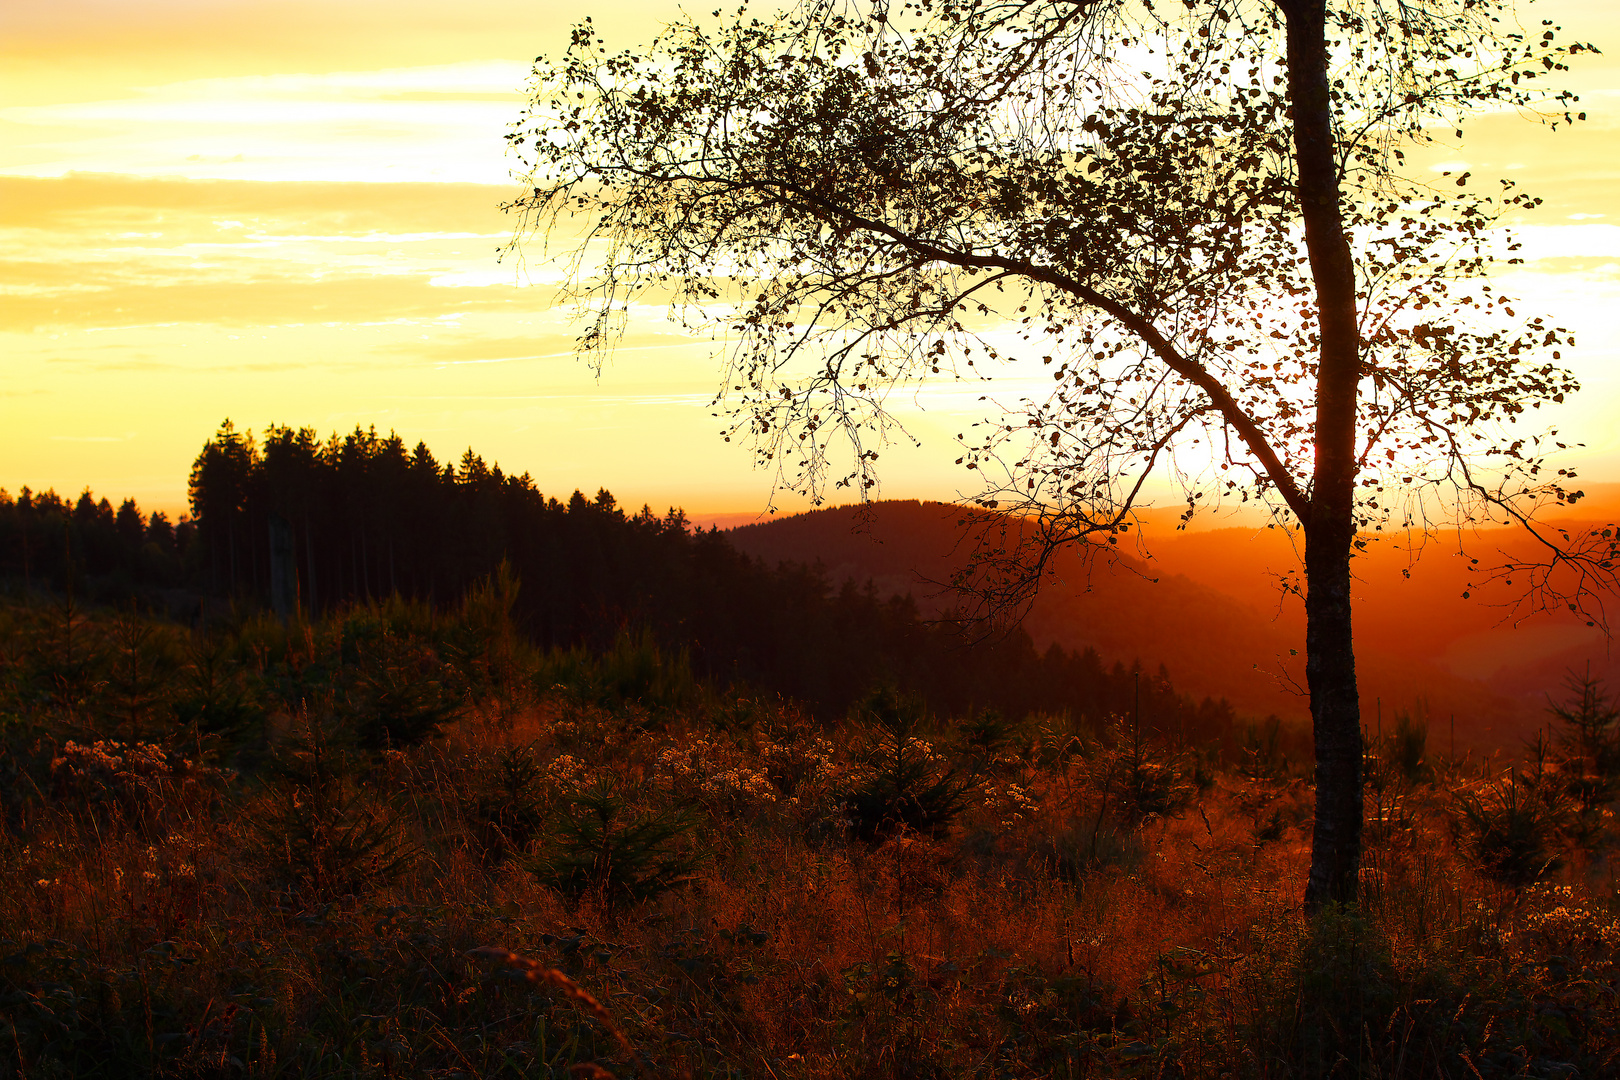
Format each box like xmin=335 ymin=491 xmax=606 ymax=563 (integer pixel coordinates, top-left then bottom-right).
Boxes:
xmin=2 ymin=0 xmax=1619 ymax=519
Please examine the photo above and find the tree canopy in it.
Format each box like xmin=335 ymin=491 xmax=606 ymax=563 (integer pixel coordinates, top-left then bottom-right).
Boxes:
xmin=511 ymin=0 xmax=1590 ymax=539
xmin=507 ymin=0 xmax=1611 ymax=905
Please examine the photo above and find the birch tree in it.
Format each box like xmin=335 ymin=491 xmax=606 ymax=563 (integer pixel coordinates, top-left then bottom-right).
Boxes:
xmin=505 ymin=0 xmax=1609 ymax=906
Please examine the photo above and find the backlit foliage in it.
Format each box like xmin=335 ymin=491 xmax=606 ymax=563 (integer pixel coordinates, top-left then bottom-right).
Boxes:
xmin=507 ymin=0 xmax=1595 ymax=576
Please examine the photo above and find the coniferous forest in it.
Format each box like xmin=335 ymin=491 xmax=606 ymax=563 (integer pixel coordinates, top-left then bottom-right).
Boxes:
xmin=1 ymin=421 xmax=1617 ymax=1078
xmin=0 ymin=421 xmax=1240 ymax=742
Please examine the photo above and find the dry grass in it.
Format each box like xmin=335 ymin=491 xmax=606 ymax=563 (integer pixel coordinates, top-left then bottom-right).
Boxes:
xmin=1 ymin=599 xmax=1618 ymax=1078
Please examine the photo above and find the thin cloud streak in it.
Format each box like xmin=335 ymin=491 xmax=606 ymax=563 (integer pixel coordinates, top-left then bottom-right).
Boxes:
xmin=2 ymin=62 xmax=530 ymax=185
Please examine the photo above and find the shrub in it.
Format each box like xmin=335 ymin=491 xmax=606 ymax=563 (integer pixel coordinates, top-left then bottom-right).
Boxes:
xmin=440 ymin=560 xmax=532 ymax=701
xmin=527 ymin=776 xmax=700 ymax=912
xmin=1093 ymin=715 xmax=1196 ymax=827
xmin=957 ymin=707 xmax=1018 ymax=757
xmin=1453 ymin=770 xmax=1567 ymax=887
xmin=656 ymin=734 xmax=780 ymax=818
xmin=536 ymin=627 xmax=699 ymax=717
xmin=344 ymin=632 xmax=459 ymax=749
xmin=466 ymin=744 xmax=551 ymax=862
xmin=1386 ymin=710 xmax=1430 ymax=784
xmin=839 ymin=685 xmax=976 ymax=841
xmin=1517 ymin=884 xmax=1620 ymax=966
xmin=1238 ymin=715 xmax=1288 ymax=781
xmin=248 ymin=782 xmax=416 ymax=903
xmin=750 ymin=698 xmax=839 ymax=799
xmin=100 ymin=611 xmax=178 ymax=743
xmin=596 ymin=627 xmax=698 ymax=713
xmin=249 ymin=710 xmax=415 ymax=901
xmin=1287 ymin=905 xmax=1401 ymax=1074
xmin=1549 ymin=667 xmax=1620 ymax=819
xmin=49 ymin=738 xmax=229 ymax=831
xmin=171 ymin=629 xmax=263 ymax=741
xmin=25 ymin=597 xmax=102 ymax=715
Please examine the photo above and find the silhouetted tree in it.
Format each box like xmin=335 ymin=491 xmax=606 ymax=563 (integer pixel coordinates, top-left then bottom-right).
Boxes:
xmin=115 ymin=499 xmax=145 ymax=550
xmin=146 ymin=512 xmax=175 ymax=553
xmin=189 ymin=420 xmax=259 ymax=595
xmin=262 ymin=424 xmax=327 ymax=613
xmin=507 ymin=0 xmax=1610 ymax=906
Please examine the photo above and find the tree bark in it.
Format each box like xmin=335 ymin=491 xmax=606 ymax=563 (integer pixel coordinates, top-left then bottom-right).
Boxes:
xmin=1281 ymin=0 xmax=1365 ymax=908
xmin=1304 ymin=519 xmax=1363 ymax=906
xmin=305 ymin=517 xmax=318 ymax=616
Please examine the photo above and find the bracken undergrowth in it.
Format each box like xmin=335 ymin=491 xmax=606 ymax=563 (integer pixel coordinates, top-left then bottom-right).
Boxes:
xmin=0 ymin=592 xmax=1617 ymax=1079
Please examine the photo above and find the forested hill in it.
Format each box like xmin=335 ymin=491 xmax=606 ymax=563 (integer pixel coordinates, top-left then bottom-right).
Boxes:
xmin=0 ymin=421 xmax=1245 ymax=747
xmin=725 ymin=500 xmax=1558 ymax=748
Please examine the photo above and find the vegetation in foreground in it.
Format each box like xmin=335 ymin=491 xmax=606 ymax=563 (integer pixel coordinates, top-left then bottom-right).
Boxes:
xmin=1 ymin=588 xmax=1618 ymax=1079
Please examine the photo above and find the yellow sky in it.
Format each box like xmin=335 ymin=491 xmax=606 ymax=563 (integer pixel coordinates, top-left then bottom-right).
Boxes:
xmin=3 ymin=0 xmax=1618 ymax=523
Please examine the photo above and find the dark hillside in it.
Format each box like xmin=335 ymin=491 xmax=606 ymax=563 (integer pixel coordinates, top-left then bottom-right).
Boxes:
xmin=727 ymin=501 xmax=1551 ymax=748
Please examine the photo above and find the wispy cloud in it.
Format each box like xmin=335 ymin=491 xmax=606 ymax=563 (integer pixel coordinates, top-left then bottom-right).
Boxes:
xmin=0 ymin=174 xmax=542 ymax=330
xmin=2 ymin=275 xmax=526 ymax=331
xmin=1 ymin=62 xmax=530 ymax=184
xmin=0 ymin=174 xmax=513 ymax=232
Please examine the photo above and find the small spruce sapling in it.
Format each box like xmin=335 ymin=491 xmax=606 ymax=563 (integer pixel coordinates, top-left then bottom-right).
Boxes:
xmin=840 ymin=685 xmax=975 ymax=841
xmin=249 ymin=709 xmax=415 ymax=902
xmin=1453 ymin=765 xmax=1567 ymax=888
xmin=528 ymin=775 xmax=700 ymax=914
xmin=345 ymin=631 xmax=459 ymax=749
xmin=468 ymin=745 xmax=551 ymax=863
xmin=1550 ymin=666 xmax=1620 ymax=816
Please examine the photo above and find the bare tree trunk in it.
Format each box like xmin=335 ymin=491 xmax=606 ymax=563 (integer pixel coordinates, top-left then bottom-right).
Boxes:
xmin=1304 ymin=521 xmax=1363 ymax=906
xmin=1283 ymin=0 xmax=1365 ymax=909
xmin=304 ymin=517 xmax=318 ymax=616
xmin=360 ymin=514 xmax=371 ymax=600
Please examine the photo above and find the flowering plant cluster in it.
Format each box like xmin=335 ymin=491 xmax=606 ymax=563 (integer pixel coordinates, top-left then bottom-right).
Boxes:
xmin=978 ymin=781 xmax=1041 ymax=830
xmin=657 ymin=737 xmax=779 ymax=816
xmin=50 ymin=739 xmax=230 ymax=825
xmin=1514 ymin=884 xmax=1620 ymax=967
xmin=545 ymin=752 xmax=588 ymax=790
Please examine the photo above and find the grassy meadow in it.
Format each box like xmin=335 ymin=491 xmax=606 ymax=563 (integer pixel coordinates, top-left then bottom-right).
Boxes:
xmin=1 ymin=581 xmax=1617 ymax=1079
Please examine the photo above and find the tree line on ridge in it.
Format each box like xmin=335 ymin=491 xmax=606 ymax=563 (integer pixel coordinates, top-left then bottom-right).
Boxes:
xmin=0 ymin=420 xmax=1257 ymax=752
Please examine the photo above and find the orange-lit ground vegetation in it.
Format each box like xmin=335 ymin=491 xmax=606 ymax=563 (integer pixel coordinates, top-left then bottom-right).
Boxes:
xmin=1 ymin=588 xmax=1617 ymax=1079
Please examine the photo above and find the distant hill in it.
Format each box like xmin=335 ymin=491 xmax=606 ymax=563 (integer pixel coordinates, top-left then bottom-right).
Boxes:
xmin=726 ymin=500 xmax=1607 ymax=749
xmin=1140 ymin=519 xmax=1619 ymax=731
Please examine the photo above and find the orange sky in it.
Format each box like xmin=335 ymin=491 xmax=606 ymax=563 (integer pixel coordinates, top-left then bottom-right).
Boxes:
xmin=4 ymin=0 xmax=1619 ymax=523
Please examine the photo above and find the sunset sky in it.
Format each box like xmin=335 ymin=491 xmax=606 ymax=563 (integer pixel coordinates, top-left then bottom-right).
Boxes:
xmin=4 ymin=0 xmax=1619 ymax=524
